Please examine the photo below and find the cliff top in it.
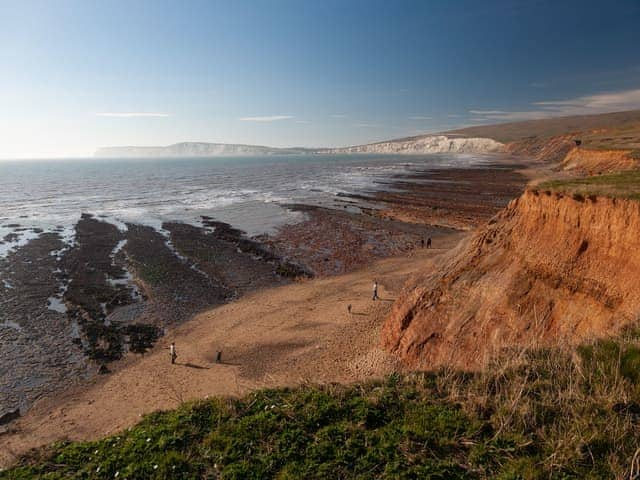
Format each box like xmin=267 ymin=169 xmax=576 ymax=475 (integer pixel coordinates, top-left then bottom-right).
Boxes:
xmin=445 ymin=109 xmax=640 ymax=146
xmin=537 ymin=169 xmax=640 ymax=200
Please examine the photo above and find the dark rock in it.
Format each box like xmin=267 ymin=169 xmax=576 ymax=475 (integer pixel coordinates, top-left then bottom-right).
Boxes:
xmin=0 ymin=408 xmax=20 ymax=425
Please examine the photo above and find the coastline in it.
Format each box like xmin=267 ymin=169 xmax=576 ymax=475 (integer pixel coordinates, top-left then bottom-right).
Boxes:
xmin=0 ymin=153 xmax=532 ymax=465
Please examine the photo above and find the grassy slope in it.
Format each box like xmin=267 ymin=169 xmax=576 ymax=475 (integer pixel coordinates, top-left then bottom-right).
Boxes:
xmin=3 ymin=327 xmax=640 ymax=479
xmin=537 ymin=170 xmax=640 ymax=200
xmin=443 ymin=110 xmax=640 ymax=146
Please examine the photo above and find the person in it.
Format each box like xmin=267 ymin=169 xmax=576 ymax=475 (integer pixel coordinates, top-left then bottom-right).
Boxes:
xmin=170 ymin=342 xmax=177 ymax=364
xmin=347 ymin=304 xmax=352 ymax=314
xmin=421 ymin=238 xmax=425 ymax=248
xmin=427 ymin=237 xmax=432 ymax=249
xmin=372 ymin=280 xmax=378 ymax=301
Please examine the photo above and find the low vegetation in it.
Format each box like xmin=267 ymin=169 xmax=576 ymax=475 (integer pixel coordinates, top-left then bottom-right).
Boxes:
xmin=536 ymin=169 xmax=640 ymax=200
xmin=447 ymin=109 xmax=640 ymax=146
xmin=4 ymin=327 xmax=640 ymax=479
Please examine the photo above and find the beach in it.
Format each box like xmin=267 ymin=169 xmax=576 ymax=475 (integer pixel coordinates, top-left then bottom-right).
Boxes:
xmin=0 ymin=239 xmax=461 ymax=466
xmin=0 ymin=153 xmax=528 ymax=464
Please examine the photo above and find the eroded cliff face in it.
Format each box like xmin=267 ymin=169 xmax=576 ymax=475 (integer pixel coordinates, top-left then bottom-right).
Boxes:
xmin=382 ymin=190 xmax=640 ymax=368
xmin=505 ymin=135 xmax=575 ymax=164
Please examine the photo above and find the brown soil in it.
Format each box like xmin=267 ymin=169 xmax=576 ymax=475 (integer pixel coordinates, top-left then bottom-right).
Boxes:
xmin=560 ymin=147 xmax=639 ymax=174
xmin=506 ymin=134 xmax=576 ymax=164
xmin=0 ymin=240 xmax=460 ymax=467
xmin=382 ymin=189 xmax=640 ymax=369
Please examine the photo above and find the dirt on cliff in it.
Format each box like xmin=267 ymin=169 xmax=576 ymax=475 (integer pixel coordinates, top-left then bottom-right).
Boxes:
xmin=381 ymin=189 xmax=640 ymax=369
xmin=505 ymin=134 xmax=576 ymax=164
xmin=560 ymin=147 xmax=639 ymax=174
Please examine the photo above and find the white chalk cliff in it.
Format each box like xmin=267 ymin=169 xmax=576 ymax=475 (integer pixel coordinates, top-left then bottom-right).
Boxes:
xmin=95 ymin=136 xmax=503 ymax=158
xmin=324 ymin=135 xmax=504 ymax=155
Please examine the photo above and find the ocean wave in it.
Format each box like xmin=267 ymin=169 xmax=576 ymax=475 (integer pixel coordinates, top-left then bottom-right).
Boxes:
xmin=0 ymin=153 xmax=486 ymax=246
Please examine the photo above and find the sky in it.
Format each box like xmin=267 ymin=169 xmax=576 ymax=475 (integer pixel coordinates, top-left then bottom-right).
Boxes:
xmin=1 ymin=0 xmax=640 ymax=158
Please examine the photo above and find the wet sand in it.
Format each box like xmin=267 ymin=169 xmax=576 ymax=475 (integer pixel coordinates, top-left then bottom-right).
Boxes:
xmin=369 ymin=161 xmax=526 ymax=230
xmin=262 ymin=204 xmax=458 ymax=276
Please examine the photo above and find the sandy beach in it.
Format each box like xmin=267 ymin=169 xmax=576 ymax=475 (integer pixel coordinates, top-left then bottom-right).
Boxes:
xmin=0 ymin=237 xmax=463 ymax=466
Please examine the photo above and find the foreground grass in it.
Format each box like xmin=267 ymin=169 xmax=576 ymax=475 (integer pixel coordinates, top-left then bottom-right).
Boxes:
xmin=537 ymin=169 xmax=640 ymax=200
xmin=3 ymin=329 xmax=640 ymax=479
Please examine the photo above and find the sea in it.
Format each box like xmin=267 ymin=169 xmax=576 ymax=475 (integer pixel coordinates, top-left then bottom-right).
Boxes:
xmin=0 ymin=153 xmax=489 ymax=257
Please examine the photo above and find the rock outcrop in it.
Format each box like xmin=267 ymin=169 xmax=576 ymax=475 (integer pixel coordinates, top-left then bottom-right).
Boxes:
xmin=382 ymin=189 xmax=640 ymax=369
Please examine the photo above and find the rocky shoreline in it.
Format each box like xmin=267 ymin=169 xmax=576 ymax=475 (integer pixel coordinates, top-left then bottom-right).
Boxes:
xmin=0 ymin=214 xmax=312 ymax=427
xmin=0 ymin=155 xmax=529 ymax=428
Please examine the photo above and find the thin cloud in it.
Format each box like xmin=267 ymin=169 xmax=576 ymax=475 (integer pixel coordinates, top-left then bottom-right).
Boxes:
xmin=467 ymin=110 xmax=557 ymax=121
xmin=295 ymin=120 xmax=311 ymax=124
xmin=533 ymin=88 xmax=640 ymax=111
xmin=469 ymin=88 xmax=640 ymax=122
xmin=468 ymin=110 xmax=509 ymax=115
xmin=353 ymin=123 xmax=378 ymax=128
xmin=468 ymin=117 xmax=494 ymax=123
xmin=238 ymin=115 xmax=293 ymax=122
xmin=408 ymin=115 xmax=432 ymax=120
xmin=331 ymin=114 xmax=347 ymax=118
xmin=95 ymin=112 xmax=170 ymax=118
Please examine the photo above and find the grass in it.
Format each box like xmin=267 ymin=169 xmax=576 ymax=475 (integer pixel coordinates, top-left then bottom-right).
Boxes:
xmin=4 ymin=327 xmax=640 ymax=479
xmin=536 ymin=169 xmax=640 ymax=201
xmin=444 ymin=109 xmax=640 ymax=145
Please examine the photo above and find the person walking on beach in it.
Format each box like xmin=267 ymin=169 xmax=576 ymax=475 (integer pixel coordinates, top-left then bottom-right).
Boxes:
xmin=347 ymin=304 xmax=352 ymax=314
xmin=372 ymin=280 xmax=379 ymax=301
xmin=170 ymin=342 xmax=177 ymax=364
xmin=421 ymin=238 xmax=425 ymax=248
xmin=427 ymin=237 xmax=432 ymax=249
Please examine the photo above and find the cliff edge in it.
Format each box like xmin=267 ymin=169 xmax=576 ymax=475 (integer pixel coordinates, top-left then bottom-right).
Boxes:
xmin=382 ymin=189 xmax=640 ymax=368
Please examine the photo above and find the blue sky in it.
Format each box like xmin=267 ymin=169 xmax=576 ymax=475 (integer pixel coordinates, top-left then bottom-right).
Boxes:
xmin=1 ymin=0 xmax=639 ymax=158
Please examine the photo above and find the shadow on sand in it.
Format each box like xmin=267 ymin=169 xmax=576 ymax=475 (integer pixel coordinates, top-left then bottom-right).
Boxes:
xmin=180 ymin=362 xmax=210 ymax=370
xmin=215 ymin=360 xmax=242 ymax=366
